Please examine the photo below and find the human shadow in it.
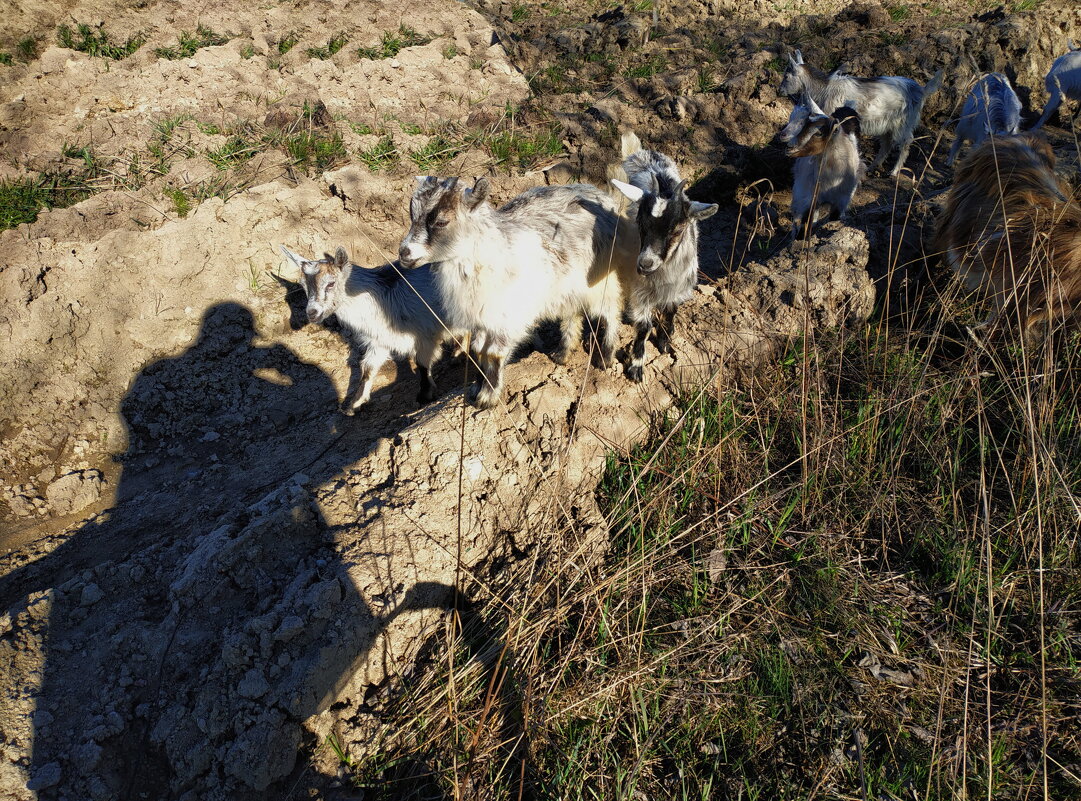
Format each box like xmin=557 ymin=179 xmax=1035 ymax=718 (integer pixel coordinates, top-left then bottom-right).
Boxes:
xmin=0 ymin=302 xmax=464 ymax=800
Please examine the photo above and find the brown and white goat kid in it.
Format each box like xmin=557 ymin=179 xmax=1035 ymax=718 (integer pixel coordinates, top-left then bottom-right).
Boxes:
xmin=778 ymin=96 xmax=865 ymax=238
xmin=933 ymin=133 xmax=1081 ymax=342
xmin=281 ymin=245 xmax=456 ymax=413
xmin=610 ymin=132 xmax=718 ymax=383
xmin=398 ymin=177 xmax=640 ymax=409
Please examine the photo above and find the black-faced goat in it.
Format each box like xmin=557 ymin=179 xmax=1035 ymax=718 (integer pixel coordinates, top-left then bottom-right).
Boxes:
xmin=610 ymin=132 xmax=718 ymax=382
xmin=398 ymin=178 xmax=639 ymax=408
xmin=778 ymin=95 xmax=864 ymax=238
xmin=281 ymin=245 xmax=455 ymax=413
xmin=779 ymin=49 xmax=942 ymax=176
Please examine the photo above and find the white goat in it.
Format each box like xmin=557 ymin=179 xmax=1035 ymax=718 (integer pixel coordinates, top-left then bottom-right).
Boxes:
xmin=947 ymin=73 xmax=1022 ymax=165
xmin=281 ymin=245 xmax=455 ymax=413
xmin=779 ymin=49 xmax=942 ymax=175
xmin=777 ymin=95 xmax=865 ymax=238
xmin=1032 ymin=41 xmax=1081 ymax=130
xmin=609 ymin=132 xmax=718 ymax=382
xmin=398 ymin=177 xmax=639 ymax=409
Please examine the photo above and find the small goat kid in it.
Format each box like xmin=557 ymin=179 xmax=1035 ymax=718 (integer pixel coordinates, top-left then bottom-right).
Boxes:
xmin=778 ymin=96 xmax=864 ymax=238
xmin=281 ymin=245 xmax=454 ymax=413
xmin=947 ymin=72 xmax=1022 ymax=165
xmin=1032 ymin=41 xmax=1081 ymax=130
xmin=610 ymin=132 xmax=718 ymax=383
xmin=779 ymin=50 xmax=942 ymax=176
xmin=933 ymin=133 xmax=1081 ymax=343
xmin=399 ymin=177 xmax=639 ymax=408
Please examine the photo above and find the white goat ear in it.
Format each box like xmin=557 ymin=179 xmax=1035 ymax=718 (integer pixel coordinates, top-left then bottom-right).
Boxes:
xmin=805 ymin=94 xmax=827 ymax=117
xmin=280 ymin=245 xmax=303 ymax=266
xmin=794 ymin=49 xmax=803 ymax=65
xmin=611 ymin=179 xmax=645 ymax=203
xmin=689 ymin=201 xmax=718 ymax=221
xmin=334 ymin=246 xmax=349 ymax=268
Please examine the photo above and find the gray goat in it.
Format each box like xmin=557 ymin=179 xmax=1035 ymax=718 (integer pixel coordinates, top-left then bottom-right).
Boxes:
xmin=281 ymin=245 xmax=455 ymax=413
xmin=609 ymin=132 xmax=718 ymax=383
xmin=779 ymin=50 xmax=943 ymax=176
xmin=398 ymin=177 xmax=639 ymax=408
xmin=778 ymin=95 xmax=864 ymax=237
xmin=947 ymin=73 xmax=1022 ymax=165
xmin=1032 ymin=41 xmax=1081 ymax=130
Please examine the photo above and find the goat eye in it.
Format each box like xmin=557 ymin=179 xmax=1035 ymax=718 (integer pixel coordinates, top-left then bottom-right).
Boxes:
xmin=326 ymin=281 xmax=336 ymax=290
xmin=433 ymin=218 xmax=449 ymax=229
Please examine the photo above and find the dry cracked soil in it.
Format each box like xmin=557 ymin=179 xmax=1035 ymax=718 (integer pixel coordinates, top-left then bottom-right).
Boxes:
xmin=0 ymin=0 xmax=1078 ymax=798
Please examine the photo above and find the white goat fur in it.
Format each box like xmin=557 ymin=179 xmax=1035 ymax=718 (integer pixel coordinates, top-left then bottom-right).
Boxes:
xmin=947 ymin=73 xmax=1022 ymax=165
xmin=280 ymin=245 xmax=455 ymax=413
xmin=398 ymin=178 xmax=639 ymax=408
xmin=1032 ymin=41 xmax=1081 ymax=130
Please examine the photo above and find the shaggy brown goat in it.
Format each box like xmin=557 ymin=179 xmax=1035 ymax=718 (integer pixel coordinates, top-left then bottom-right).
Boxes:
xmin=934 ymin=133 xmax=1081 ymax=343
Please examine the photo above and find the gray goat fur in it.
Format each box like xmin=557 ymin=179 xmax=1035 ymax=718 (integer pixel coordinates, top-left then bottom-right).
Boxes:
xmin=779 ymin=49 xmax=943 ymax=176
xmin=1032 ymin=41 xmax=1081 ymax=130
xmin=280 ymin=245 xmax=455 ymax=413
xmin=947 ymin=72 xmax=1022 ymax=165
xmin=609 ymin=132 xmax=718 ymax=383
xmin=398 ymin=177 xmax=638 ymax=408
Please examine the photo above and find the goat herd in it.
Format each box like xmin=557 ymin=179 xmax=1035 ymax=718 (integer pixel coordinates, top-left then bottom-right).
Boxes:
xmin=282 ymin=41 xmax=1081 ymax=414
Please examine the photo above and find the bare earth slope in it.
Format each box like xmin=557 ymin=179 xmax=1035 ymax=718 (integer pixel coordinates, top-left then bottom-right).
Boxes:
xmin=0 ymin=0 xmax=1078 ymax=798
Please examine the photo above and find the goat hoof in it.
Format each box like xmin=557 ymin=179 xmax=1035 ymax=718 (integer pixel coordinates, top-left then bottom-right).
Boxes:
xmin=339 ymin=403 xmax=357 ymax=417
xmin=416 ymin=389 xmax=436 ymax=405
xmin=472 ymin=388 xmax=498 ymax=410
xmin=656 ymin=339 xmax=672 ymax=355
xmin=591 ymin=352 xmax=612 ymax=370
xmin=626 ymin=365 xmax=644 ymax=383
xmin=552 ymin=350 xmax=570 ymax=366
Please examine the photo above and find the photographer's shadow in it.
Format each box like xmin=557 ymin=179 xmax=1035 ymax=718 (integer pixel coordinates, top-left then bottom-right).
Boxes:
xmin=0 ymin=302 xmax=457 ymax=800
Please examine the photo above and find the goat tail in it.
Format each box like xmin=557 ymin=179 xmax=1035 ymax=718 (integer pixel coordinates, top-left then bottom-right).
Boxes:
xmin=924 ymin=69 xmax=944 ymax=97
xmin=620 ymin=131 xmax=643 ymax=160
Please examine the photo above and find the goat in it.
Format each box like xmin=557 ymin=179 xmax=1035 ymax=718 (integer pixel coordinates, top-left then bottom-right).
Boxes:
xmin=947 ymin=72 xmax=1022 ymax=165
xmin=398 ymin=177 xmax=639 ymax=408
xmin=1032 ymin=41 xmax=1081 ymax=130
xmin=933 ymin=133 xmax=1081 ymax=343
xmin=280 ymin=245 xmax=455 ymax=413
xmin=609 ymin=132 xmax=718 ymax=383
xmin=777 ymin=95 xmax=864 ymax=238
xmin=779 ymin=49 xmax=943 ymax=176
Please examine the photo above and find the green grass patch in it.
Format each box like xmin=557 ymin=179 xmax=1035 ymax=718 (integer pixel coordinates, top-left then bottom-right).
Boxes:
xmin=206 ymin=133 xmax=263 ymax=169
xmin=57 ymin=23 xmax=144 ymax=59
xmin=623 ymin=53 xmax=666 ymax=79
xmin=483 ymin=125 xmax=563 ymax=169
xmin=408 ymin=133 xmax=461 ymax=171
xmin=281 ymin=129 xmax=347 ymax=170
xmin=356 ymin=25 xmax=430 ymax=60
xmin=275 ymin=32 xmax=299 ymax=55
xmin=0 ymin=148 xmax=104 ymax=230
xmin=0 ymin=52 xmax=11 ymax=66
xmin=357 ymin=136 xmax=399 ymax=171
xmin=886 ymin=3 xmax=910 ymax=19
xmin=164 ymin=186 xmax=192 ymax=217
xmin=153 ymin=26 xmax=229 ymax=59
xmin=305 ymin=32 xmax=349 ymax=59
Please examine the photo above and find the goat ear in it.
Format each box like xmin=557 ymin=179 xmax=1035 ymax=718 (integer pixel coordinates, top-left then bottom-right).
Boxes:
xmin=333 ymin=246 xmax=349 ymax=268
xmin=611 ymin=179 xmax=645 ymax=203
xmin=280 ymin=245 xmax=303 ymax=267
xmin=464 ymin=177 xmax=490 ymax=210
xmin=689 ymin=201 xmax=718 ymax=221
xmin=793 ymin=49 xmax=803 ymax=65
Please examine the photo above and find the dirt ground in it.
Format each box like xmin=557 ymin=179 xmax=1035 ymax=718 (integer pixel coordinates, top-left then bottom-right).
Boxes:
xmin=1 ymin=0 xmax=1079 ymax=798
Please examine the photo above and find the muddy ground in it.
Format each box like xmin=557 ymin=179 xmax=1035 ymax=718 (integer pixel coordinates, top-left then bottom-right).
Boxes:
xmin=0 ymin=0 xmax=1079 ymax=798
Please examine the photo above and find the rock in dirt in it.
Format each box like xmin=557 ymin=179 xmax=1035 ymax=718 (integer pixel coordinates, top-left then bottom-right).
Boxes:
xmin=44 ymin=471 xmax=104 ymax=517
